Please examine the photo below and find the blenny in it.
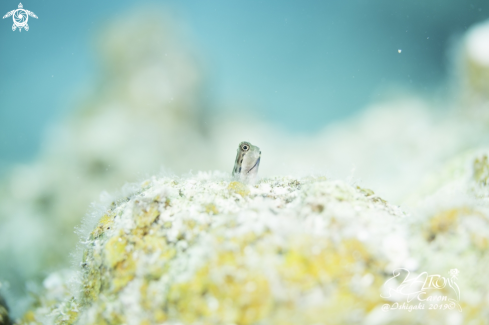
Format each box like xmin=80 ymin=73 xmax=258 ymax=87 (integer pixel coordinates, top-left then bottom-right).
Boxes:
xmin=232 ymin=141 xmax=261 ymax=182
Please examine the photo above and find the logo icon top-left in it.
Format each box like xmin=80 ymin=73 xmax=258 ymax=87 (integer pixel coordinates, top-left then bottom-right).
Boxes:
xmin=3 ymin=3 xmax=38 ymax=32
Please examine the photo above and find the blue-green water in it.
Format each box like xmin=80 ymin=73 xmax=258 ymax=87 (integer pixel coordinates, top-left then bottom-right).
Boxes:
xmin=0 ymin=0 xmax=488 ymax=170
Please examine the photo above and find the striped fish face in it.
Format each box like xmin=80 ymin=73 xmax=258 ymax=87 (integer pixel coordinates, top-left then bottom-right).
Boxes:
xmin=232 ymin=141 xmax=261 ymax=182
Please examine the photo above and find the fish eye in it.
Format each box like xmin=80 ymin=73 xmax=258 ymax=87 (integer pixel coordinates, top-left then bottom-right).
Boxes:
xmin=241 ymin=144 xmax=249 ymax=151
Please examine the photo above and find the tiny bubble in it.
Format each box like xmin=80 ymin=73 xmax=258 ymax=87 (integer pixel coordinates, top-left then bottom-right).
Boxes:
xmin=398 ymin=49 xmax=402 ymax=53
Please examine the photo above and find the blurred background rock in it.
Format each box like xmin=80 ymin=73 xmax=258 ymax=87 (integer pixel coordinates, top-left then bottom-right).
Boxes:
xmin=1 ymin=0 xmax=489 ymax=318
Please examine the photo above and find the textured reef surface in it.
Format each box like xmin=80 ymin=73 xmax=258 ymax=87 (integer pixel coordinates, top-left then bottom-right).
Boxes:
xmin=16 ymin=148 xmax=489 ymax=324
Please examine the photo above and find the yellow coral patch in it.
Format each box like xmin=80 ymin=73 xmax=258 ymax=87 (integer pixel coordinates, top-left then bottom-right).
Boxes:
xmin=91 ymin=213 xmax=115 ymax=238
xmin=141 ymin=235 xmax=167 ymax=253
xmin=112 ymin=254 xmax=136 ymax=292
xmin=425 ymin=207 xmax=489 ymax=251
xmin=135 ymin=204 xmax=160 ymax=228
xmin=154 ymin=310 xmax=167 ymax=322
xmin=54 ymin=305 xmax=79 ymax=325
xmin=167 ymin=259 xmax=272 ymax=324
xmin=82 ymin=265 xmax=103 ymax=303
xmin=164 ymin=233 xmax=385 ymax=325
xmin=104 ymin=236 xmax=128 ymax=267
xmin=17 ymin=312 xmax=43 ymax=325
xmin=356 ymin=185 xmax=375 ymax=197
xmin=278 ymin=237 xmax=384 ymax=317
xmin=474 ymin=155 xmax=489 ymax=185
xmin=426 ymin=208 xmax=470 ymax=240
xmin=228 ymin=181 xmax=250 ymax=197
xmin=205 ymin=203 xmax=219 ymax=215
xmin=471 ymin=232 xmax=489 ymax=250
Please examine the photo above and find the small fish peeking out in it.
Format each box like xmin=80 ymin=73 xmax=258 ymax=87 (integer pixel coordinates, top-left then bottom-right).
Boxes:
xmin=232 ymin=141 xmax=261 ymax=183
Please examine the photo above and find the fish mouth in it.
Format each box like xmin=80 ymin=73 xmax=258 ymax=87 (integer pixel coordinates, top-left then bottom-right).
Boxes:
xmin=247 ymin=157 xmax=260 ymax=174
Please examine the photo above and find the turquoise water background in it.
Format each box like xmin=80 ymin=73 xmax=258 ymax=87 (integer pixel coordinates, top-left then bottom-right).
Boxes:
xmin=1 ymin=0 xmax=488 ymax=172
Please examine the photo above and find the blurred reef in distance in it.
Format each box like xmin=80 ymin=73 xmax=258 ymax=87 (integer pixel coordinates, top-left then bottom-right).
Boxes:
xmin=2 ymin=0 xmax=489 ymax=168
xmin=0 ymin=9 xmax=214 ymax=313
xmin=1 ymin=5 xmax=489 ymax=320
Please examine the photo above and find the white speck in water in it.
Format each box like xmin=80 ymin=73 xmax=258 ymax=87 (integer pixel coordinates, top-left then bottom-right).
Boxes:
xmin=398 ymin=49 xmax=402 ymax=53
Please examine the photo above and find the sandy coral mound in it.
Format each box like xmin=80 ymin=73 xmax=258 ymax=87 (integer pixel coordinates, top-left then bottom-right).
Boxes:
xmin=19 ymin=173 xmax=410 ymax=324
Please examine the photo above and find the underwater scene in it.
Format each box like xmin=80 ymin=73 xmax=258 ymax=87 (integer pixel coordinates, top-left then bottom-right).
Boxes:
xmin=1 ymin=1 xmax=489 ymax=324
